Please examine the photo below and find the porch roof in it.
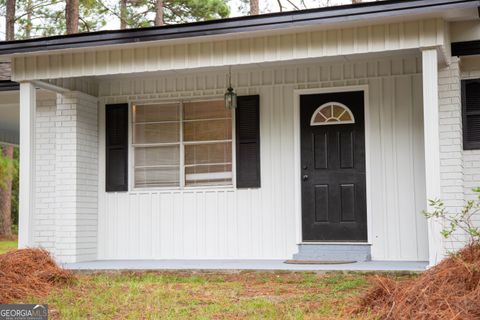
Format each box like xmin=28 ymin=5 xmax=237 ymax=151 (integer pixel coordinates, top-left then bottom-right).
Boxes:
xmin=0 ymin=0 xmax=478 ymax=57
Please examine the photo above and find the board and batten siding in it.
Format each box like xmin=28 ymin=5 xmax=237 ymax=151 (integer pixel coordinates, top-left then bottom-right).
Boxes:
xmin=97 ymin=55 xmax=428 ymax=261
xmin=11 ymin=18 xmax=447 ymax=82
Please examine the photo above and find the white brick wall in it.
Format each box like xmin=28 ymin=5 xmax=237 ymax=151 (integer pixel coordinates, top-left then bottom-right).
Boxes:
xmin=437 ymin=58 xmax=480 ymax=252
xmin=34 ymin=95 xmax=57 ymax=252
xmin=54 ymin=92 xmax=98 ymax=263
xmin=33 ymin=91 xmax=98 ymax=263
xmin=438 ymin=57 xmax=468 ymax=251
xmin=461 ymin=68 xmax=480 ymax=229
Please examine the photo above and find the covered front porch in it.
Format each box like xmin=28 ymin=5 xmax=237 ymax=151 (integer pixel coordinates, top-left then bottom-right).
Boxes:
xmin=8 ymin=12 xmax=457 ymax=267
xmin=14 ymin=50 xmax=446 ymax=266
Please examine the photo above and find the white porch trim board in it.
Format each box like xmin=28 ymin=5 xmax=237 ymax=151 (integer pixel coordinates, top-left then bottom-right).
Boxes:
xmin=18 ymin=82 xmax=36 ymax=248
xmin=421 ymin=49 xmax=445 ymax=266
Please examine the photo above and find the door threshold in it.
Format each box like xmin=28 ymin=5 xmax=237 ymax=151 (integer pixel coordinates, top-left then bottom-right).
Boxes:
xmin=299 ymin=242 xmax=371 ymax=245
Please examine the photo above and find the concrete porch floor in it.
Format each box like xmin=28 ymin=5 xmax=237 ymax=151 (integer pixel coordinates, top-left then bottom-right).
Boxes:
xmin=64 ymin=260 xmax=428 ymax=272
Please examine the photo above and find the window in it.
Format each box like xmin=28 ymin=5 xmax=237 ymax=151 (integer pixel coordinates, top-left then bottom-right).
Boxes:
xmin=132 ymin=100 xmax=233 ymax=188
xmin=310 ymin=102 xmax=355 ymax=126
xmin=462 ymin=79 xmax=480 ymax=150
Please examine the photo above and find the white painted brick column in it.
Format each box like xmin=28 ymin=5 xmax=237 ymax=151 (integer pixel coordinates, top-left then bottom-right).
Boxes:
xmin=34 ymin=95 xmax=57 ymax=252
xmin=438 ymin=57 xmax=467 ymax=251
xmin=54 ymin=92 xmax=98 ymax=263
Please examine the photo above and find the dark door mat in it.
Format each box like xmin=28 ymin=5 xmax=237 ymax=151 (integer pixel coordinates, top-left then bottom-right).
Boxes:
xmin=284 ymin=260 xmax=357 ymax=265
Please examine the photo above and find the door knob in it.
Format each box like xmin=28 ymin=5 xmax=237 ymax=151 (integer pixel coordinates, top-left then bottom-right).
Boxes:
xmin=302 ymin=175 xmax=309 ymax=181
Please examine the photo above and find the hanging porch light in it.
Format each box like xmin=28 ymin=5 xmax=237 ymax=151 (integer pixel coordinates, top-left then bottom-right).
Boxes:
xmin=224 ymin=66 xmax=237 ymax=110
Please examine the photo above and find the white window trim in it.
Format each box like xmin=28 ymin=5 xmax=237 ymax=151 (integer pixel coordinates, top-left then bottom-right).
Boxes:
xmin=128 ymin=97 xmax=236 ymax=192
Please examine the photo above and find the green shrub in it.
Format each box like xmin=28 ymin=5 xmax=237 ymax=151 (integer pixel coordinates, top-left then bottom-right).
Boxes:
xmin=423 ymin=188 xmax=480 ymax=242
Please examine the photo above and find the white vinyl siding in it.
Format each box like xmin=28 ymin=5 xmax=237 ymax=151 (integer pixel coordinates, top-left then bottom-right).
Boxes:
xmin=97 ymin=55 xmax=428 ymax=261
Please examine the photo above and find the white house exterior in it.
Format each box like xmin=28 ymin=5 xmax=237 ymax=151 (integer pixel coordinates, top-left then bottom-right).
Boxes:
xmin=0 ymin=0 xmax=479 ymax=266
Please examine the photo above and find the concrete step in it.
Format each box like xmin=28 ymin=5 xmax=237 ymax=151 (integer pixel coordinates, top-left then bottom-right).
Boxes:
xmin=293 ymin=244 xmax=371 ymax=262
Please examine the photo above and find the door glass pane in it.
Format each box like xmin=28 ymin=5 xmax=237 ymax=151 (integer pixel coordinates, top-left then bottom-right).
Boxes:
xmin=135 ymin=146 xmax=180 ymax=167
xmin=135 ymin=166 xmax=180 ymax=188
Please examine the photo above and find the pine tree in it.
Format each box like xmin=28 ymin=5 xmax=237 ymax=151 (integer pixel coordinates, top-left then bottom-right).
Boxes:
xmin=250 ymin=0 xmax=259 ymax=15
xmin=0 ymin=145 xmax=14 ymax=237
xmin=154 ymin=0 xmax=164 ymax=26
xmin=66 ymin=0 xmax=79 ymax=34
xmin=5 ymin=0 xmax=15 ymax=40
xmin=118 ymin=0 xmax=230 ymax=29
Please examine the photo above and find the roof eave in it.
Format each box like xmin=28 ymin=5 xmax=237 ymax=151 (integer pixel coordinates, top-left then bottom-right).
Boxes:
xmin=0 ymin=0 xmax=478 ymax=56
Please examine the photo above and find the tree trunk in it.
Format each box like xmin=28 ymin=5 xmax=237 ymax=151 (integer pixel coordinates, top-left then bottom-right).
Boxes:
xmin=65 ymin=0 xmax=79 ymax=34
xmin=154 ymin=0 xmax=164 ymax=26
xmin=250 ymin=0 xmax=259 ymax=15
xmin=25 ymin=0 xmax=32 ymax=38
xmin=6 ymin=0 xmax=15 ymax=41
xmin=120 ymin=0 xmax=127 ymax=29
xmin=0 ymin=145 xmax=13 ymax=237
xmin=352 ymin=0 xmax=362 ymax=3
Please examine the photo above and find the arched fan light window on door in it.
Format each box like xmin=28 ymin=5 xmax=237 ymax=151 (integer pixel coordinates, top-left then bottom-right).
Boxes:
xmin=310 ymin=102 xmax=355 ymax=126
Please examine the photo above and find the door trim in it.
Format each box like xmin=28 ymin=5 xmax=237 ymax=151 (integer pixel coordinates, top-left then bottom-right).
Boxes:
xmin=293 ymin=85 xmax=372 ymax=245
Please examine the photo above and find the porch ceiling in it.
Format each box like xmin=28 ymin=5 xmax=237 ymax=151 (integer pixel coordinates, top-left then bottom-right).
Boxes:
xmin=92 ymin=48 xmax=422 ymax=82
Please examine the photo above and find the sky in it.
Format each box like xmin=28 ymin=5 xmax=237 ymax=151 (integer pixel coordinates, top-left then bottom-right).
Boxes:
xmin=0 ymin=0 xmax=374 ymax=41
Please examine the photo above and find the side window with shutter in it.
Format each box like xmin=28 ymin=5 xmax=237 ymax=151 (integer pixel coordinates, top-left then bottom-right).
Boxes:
xmin=106 ymin=103 xmax=129 ymax=191
xmin=462 ymin=79 xmax=480 ymax=150
xmin=236 ymin=95 xmax=261 ymax=188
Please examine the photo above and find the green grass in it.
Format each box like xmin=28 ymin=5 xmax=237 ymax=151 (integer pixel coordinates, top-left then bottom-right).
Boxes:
xmin=19 ymin=271 xmax=374 ymax=320
xmin=0 ymin=239 xmax=17 ymax=254
xmin=0 ymin=240 xmax=411 ymax=319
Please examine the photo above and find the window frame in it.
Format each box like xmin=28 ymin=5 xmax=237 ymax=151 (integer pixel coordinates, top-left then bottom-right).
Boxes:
xmin=128 ymin=97 xmax=236 ymax=191
xmin=462 ymin=79 xmax=480 ymax=150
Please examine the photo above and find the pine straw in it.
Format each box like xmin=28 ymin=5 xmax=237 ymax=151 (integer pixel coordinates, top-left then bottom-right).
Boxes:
xmin=356 ymin=242 xmax=480 ymax=320
xmin=0 ymin=248 xmax=75 ymax=303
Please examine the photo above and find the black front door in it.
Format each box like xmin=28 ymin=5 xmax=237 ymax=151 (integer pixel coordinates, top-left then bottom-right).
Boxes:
xmin=300 ymin=91 xmax=367 ymax=242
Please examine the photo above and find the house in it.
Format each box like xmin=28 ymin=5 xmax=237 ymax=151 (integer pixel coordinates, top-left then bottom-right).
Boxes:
xmin=0 ymin=0 xmax=479 ymax=267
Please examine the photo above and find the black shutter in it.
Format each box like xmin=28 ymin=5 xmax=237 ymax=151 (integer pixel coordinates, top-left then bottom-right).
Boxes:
xmin=236 ymin=95 xmax=260 ymax=188
xmin=462 ymin=79 xmax=480 ymax=150
xmin=106 ymin=103 xmax=129 ymax=191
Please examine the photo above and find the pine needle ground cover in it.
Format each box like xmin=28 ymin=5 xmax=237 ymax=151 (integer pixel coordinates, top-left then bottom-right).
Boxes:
xmin=356 ymin=243 xmax=480 ymax=320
